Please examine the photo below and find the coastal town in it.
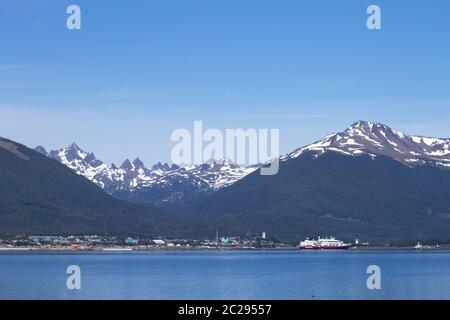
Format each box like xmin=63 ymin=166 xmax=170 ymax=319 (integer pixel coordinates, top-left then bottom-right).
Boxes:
xmin=0 ymin=233 xmax=288 ymax=251
xmin=0 ymin=234 xmax=446 ymax=251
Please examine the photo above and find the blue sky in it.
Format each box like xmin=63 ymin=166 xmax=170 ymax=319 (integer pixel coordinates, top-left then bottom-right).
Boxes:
xmin=1 ymin=0 xmax=449 ymax=165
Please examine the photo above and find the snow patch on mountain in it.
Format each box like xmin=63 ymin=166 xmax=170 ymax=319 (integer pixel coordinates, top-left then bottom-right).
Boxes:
xmin=283 ymin=121 xmax=450 ymax=169
xmin=36 ymin=144 xmax=258 ymax=201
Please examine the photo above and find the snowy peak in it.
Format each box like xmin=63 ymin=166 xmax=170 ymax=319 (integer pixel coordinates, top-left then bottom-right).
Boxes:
xmin=84 ymin=152 xmax=102 ymax=167
xmin=152 ymin=162 xmax=171 ymax=172
xmin=201 ymin=158 xmax=239 ymax=171
xmin=63 ymin=143 xmax=85 ymax=159
xmin=37 ymin=143 xmax=108 ymax=180
xmin=49 ymin=143 xmax=90 ymax=163
xmin=183 ymin=158 xmax=257 ymax=190
xmin=37 ymin=143 xmax=258 ymax=202
xmin=132 ymin=158 xmax=145 ymax=170
xmin=120 ymin=159 xmax=133 ymax=170
xmin=287 ymin=121 xmax=450 ymax=169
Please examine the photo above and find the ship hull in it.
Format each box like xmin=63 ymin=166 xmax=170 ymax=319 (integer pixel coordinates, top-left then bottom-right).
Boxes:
xmin=299 ymin=245 xmax=351 ymax=250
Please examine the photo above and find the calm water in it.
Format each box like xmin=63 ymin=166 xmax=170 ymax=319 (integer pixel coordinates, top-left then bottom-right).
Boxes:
xmin=0 ymin=250 xmax=449 ymax=300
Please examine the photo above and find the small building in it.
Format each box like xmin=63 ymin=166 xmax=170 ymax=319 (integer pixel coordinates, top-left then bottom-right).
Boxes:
xmin=153 ymin=239 xmax=166 ymax=246
xmin=125 ymin=237 xmax=138 ymax=245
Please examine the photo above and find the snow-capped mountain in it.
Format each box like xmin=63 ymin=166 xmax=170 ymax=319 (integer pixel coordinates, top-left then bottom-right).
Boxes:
xmin=35 ymin=143 xmax=258 ymax=204
xmin=192 ymin=121 xmax=450 ymax=243
xmin=45 ymin=143 xmax=109 ymax=180
xmin=35 ymin=121 xmax=450 ymax=206
xmin=283 ymin=120 xmax=450 ymax=169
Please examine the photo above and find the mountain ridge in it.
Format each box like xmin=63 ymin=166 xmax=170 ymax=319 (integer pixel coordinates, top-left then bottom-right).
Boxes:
xmin=0 ymin=137 xmax=170 ymax=236
xmin=36 ymin=121 xmax=450 ymax=208
xmin=284 ymin=120 xmax=450 ymax=169
xmin=5 ymin=120 xmax=450 ymax=242
xmin=35 ymin=144 xmax=258 ymax=205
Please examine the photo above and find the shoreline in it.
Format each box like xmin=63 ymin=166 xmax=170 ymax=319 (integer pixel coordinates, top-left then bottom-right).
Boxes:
xmin=1 ymin=246 xmax=450 ymax=253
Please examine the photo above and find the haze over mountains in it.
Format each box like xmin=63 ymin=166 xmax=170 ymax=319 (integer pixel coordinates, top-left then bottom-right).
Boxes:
xmin=2 ymin=120 xmax=450 ymax=243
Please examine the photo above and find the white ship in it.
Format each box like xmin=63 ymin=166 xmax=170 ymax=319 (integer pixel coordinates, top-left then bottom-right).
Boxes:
xmin=299 ymin=237 xmax=351 ymax=250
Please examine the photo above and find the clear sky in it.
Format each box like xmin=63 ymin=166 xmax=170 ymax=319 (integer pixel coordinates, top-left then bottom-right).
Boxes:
xmin=1 ymin=0 xmax=449 ymax=166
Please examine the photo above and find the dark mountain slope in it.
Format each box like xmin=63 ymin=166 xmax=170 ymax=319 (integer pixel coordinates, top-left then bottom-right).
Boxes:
xmin=0 ymin=137 xmax=170 ymax=236
xmin=190 ymin=152 xmax=450 ymax=243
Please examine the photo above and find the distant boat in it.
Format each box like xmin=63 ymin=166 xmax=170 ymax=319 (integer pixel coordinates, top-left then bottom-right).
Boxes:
xmin=414 ymin=242 xmax=422 ymax=250
xmin=299 ymin=237 xmax=351 ymax=250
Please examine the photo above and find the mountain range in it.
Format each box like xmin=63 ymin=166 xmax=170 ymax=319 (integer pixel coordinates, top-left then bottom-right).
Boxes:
xmin=187 ymin=121 xmax=450 ymax=243
xmin=34 ymin=144 xmax=258 ymax=206
xmin=3 ymin=120 xmax=450 ymax=243
xmin=36 ymin=120 xmax=450 ymax=207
